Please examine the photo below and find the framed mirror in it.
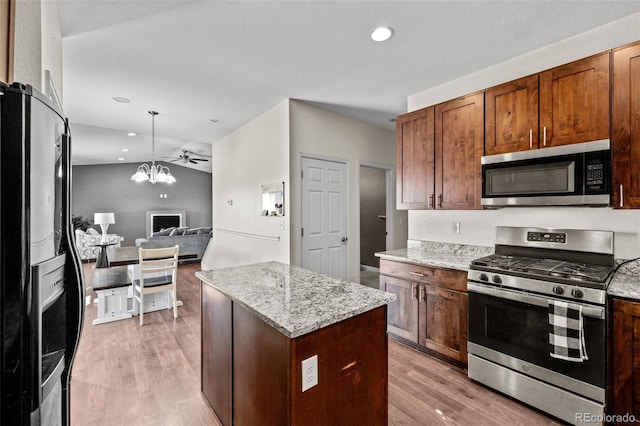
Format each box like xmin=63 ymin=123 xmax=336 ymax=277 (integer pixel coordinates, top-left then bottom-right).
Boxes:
xmin=261 ymin=182 xmax=284 ymax=216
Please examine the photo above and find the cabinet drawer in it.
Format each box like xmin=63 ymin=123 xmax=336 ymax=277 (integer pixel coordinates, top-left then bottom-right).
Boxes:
xmin=380 ymin=259 xmax=467 ymax=292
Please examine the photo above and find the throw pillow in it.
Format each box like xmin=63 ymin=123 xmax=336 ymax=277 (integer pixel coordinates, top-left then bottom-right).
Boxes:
xmin=172 ymin=226 xmax=188 ymax=236
xmin=87 ymin=227 xmax=100 ymax=236
xmin=197 ymin=226 xmax=212 ymax=235
xmin=185 ymin=228 xmax=200 ymax=235
xmin=153 ymin=227 xmax=175 ymax=237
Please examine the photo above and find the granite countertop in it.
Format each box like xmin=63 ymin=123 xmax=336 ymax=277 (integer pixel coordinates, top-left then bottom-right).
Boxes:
xmin=608 ymin=258 xmax=640 ymax=300
xmin=376 ymin=240 xmax=494 ymax=271
xmin=196 ymin=261 xmax=395 ymax=338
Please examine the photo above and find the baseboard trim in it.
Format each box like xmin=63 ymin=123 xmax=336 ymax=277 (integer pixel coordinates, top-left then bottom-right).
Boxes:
xmin=360 ymin=264 xmax=380 ymax=272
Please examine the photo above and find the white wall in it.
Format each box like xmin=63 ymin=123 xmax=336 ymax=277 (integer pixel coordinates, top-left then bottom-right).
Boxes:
xmin=289 ymin=100 xmax=408 ymax=281
xmin=201 ymin=100 xmax=290 ymax=270
xmin=406 ymin=12 xmax=640 ymax=259
xmin=12 ymin=0 xmax=63 ymax=94
xmin=13 ymin=0 xmax=42 ymax=88
xmin=41 ymin=0 xmax=63 ymax=98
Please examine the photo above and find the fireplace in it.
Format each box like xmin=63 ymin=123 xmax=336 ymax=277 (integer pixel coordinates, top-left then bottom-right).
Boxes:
xmin=145 ymin=210 xmax=186 ymax=237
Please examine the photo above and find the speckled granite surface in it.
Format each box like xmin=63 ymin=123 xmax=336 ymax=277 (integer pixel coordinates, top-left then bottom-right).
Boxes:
xmin=608 ymin=258 xmax=640 ymax=300
xmin=196 ymin=261 xmax=395 ymax=338
xmin=375 ymin=240 xmax=494 ymax=271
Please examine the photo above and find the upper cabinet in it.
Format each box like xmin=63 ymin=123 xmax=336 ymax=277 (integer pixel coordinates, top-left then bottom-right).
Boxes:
xmin=396 ymin=92 xmax=484 ymax=211
xmin=485 ymin=53 xmax=610 ymax=155
xmin=612 ymin=41 xmax=640 ymax=209
xmin=396 ymin=108 xmax=435 ymax=209
xmin=539 ymin=52 xmax=610 ymax=148
xmin=485 ymin=75 xmax=539 ymax=155
xmin=435 ymin=92 xmax=484 ymax=210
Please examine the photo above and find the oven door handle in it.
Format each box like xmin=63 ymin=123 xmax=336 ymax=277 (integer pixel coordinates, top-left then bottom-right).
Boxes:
xmin=468 ymin=282 xmax=605 ymax=319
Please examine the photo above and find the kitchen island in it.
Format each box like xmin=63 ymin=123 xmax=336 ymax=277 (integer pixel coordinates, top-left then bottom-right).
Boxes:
xmin=196 ymin=261 xmax=395 ymax=426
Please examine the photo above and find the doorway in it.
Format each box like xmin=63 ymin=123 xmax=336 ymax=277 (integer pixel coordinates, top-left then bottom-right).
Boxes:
xmin=358 ymin=163 xmax=392 ymax=288
xmin=300 ymin=156 xmax=348 ymax=280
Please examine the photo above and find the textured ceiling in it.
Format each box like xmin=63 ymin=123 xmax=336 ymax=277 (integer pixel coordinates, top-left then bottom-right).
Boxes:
xmin=58 ymin=1 xmax=640 ymax=171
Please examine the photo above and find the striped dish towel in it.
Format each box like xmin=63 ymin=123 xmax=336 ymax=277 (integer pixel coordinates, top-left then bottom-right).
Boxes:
xmin=548 ymin=300 xmax=588 ymax=362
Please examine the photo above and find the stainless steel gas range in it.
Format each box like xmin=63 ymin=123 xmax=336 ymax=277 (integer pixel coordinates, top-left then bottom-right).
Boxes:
xmin=467 ymin=226 xmax=614 ymax=425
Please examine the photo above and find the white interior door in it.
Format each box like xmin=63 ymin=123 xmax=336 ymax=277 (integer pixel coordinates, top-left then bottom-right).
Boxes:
xmin=301 ymin=157 xmax=348 ymax=280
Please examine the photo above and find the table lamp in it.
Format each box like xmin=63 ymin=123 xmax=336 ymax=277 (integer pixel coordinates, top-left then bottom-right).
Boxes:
xmin=94 ymin=212 xmax=115 ymax=245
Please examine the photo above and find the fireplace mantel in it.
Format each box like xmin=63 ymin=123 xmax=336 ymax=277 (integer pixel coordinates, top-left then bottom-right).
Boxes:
xmin=145 ymin=210 xmax=186 ymax=237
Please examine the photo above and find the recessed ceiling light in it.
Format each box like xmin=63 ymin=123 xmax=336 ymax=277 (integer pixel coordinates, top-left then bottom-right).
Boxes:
xmin=127 ymin=132 xmax=136 ymax=137
xmin=209 ymin=118 xmax=219 ymax=123
xmin=121 ymin=148 xmax=129 ymax=152
xmin=113 ymin=97 xmax=131 ymax=103
xmin=117 ymin=157 xmax=125 ymax=161
xmin=371 ymin=26 xmax=394 ymax=42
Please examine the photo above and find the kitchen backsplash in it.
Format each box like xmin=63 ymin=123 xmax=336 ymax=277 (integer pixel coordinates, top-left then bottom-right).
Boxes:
xmin=408 ymin=207 xmax=640 ymax=259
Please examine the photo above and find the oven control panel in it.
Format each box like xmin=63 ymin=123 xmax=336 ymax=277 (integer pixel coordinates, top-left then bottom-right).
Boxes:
xmin=527 ymin=232 xmax=566 ymax=243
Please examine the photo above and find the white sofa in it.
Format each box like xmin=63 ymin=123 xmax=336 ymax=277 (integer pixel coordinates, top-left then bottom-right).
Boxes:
xmin=74 ymin=228 xmax=121 ymax=261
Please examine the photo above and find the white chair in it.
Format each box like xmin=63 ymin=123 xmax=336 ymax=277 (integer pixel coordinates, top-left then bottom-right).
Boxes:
xmin=132 ymin=245 xmax=179 ymax=326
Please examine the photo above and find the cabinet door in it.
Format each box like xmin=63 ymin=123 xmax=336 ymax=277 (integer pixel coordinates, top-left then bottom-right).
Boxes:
xmin=485 ymin=75 xmax=539 ymax=155
xmin=419 ymin=285 xmax=468 ymax=364
xmin=612 ymin=298 xmax=640 ymax=422
xmin=396 ymin=107 xmax=435 ymax=209
xmin=613 ymin=42 xmax=640 ymax=209
xmin=435 ymin=92 xmax=484 ymax=210
xmin=539 ymin=52 xmax=610 ymax=148
xmin=381 ymin=275 xmax=419 ymax=343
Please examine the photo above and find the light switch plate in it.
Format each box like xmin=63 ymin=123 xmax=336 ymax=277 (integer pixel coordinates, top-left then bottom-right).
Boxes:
xmin=301 ymin=355 xmax=318 ymax=392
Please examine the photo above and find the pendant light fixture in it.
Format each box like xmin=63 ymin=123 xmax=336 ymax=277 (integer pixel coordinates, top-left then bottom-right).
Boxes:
xmin=131 ymin=111 xmax=176 ymax=184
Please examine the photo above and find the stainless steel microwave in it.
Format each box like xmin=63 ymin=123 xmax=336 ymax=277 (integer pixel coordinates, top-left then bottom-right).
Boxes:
xmin=481 ymin=140 xmax=611 ymax=208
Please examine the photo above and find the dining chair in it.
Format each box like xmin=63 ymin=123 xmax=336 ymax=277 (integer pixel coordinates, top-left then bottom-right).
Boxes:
xmin=133 ymin=245 xmax=179 ymax=326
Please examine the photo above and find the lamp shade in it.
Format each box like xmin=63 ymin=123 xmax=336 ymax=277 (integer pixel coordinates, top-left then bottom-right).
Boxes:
xmin=94 ymin=212 xmax=115 ymax=225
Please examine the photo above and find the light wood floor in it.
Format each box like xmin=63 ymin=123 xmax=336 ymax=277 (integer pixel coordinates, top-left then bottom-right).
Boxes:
xmin=71 ymin=262 xmax=563 ymax=426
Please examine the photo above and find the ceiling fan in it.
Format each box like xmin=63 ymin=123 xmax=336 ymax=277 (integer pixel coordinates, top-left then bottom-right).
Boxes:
xmin=166 ymin=149 xmax=210 ymax=165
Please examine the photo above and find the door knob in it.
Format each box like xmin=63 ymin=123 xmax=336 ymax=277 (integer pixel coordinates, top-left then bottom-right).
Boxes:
xmin=341 ymin=237 xmax=348 ymax=242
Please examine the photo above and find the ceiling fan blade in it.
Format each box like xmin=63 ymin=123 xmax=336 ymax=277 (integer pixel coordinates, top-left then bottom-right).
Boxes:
xmin=192 ymin=158 xmax=209 ymax=161
xmin=168 ymin=158 xmax=182 ymax=163
xmin=189 ymin=159 xmax=198 ymax=164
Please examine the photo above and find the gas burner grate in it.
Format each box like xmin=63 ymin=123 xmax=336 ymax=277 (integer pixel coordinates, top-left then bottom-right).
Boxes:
xmin=471 ymin=254 xmax=613 ymax=284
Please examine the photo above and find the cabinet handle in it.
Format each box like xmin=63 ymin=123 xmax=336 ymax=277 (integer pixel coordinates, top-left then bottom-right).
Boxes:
xmin=409 ymin=271 xmax=425 ymax=277
xmin=529 ymin=129 xmax=533 ymax=148
xmin=543 ymin=126 xmax=547 ymax=146
xmin=428 ymin=194 xmax=434 ymax=209
xmin=620 ymin=184 xmax=624 ymax=208
xmin=420 ymin=285 xmax=427 ymax=301
xmin=438 ymin=194 xmax=443 ymax=208
xmin=411 ymin=284 xmax=418 ymax=300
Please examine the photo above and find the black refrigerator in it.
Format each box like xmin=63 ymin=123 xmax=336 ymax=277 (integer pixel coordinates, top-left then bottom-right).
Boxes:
xmin=0 ymin=82 xmax=84 ymax=425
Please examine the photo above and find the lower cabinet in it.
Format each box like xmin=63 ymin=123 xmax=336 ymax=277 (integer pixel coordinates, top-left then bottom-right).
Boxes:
xmin=611 ymin=297 xmax=640 ymax=423
xmin=380 ymin=259 xmax=468 ymax=365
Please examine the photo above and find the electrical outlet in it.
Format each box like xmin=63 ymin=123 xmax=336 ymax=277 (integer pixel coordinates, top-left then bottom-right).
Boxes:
xmin=452 ymin=222 xmax=461 ymax=234
xmin=301 ymin=355 xmax=318 ymax=392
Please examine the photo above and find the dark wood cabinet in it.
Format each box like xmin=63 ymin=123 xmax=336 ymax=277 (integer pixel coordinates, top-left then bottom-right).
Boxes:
xmin=396 ymin=107 xmax=435 ymax=209
xmin=201 ymin=281 xmax=389 ymax=425
xmin=435 ymin=92 xmax=485 ymax=210
xmin=613 ymin=41 xmax=640 ymax=209
xmin=419 ymin=285 xmax=468 ymax=364
xmin=380 ymin=274 xmax=418 ymax=342
xmin=485 ymin=75 xmax=539 ymax=155
xmin=380 ymin=259 xmax=468 ymax=365
xmin=611 ymin=297 xmax=640 ymax=423
xmin=201 ymin=283 xmax=233 ymax=426
xmin=539 ymin=52 xmax=610 ymax=148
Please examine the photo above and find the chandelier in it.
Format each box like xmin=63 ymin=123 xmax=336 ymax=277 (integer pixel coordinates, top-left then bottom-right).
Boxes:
xmin=131 ymin=111 xmax=176 ymax=184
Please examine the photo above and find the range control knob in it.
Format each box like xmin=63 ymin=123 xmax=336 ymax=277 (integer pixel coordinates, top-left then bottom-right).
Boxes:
xmin=571 ymin=288 xmax=584 ymax=299
xmin=492 ymin=275 xmax=502 ymax=284
xmin=479 ymin=273 xmax=489 ymax=281
xmin=553 ymin=285 xmax=565 ymax=295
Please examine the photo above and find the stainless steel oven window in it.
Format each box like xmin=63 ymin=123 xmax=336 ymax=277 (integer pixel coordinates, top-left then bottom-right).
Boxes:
xmin=486 ymin=161 xmax=575 ymax=195
xmin=467 ymin=287 xmax=605 ymax=391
